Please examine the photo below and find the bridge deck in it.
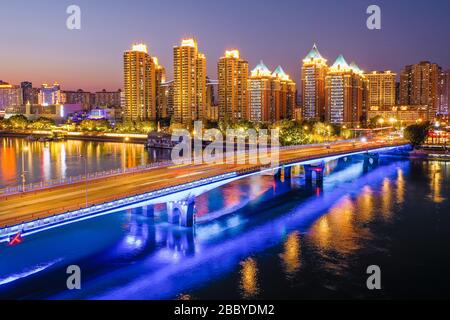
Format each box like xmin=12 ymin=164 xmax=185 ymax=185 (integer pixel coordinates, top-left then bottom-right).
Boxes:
xmin=0 ymin=140 xmax=406 ymax=228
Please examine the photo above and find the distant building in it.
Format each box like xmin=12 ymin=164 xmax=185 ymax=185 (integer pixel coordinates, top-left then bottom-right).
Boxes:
xmin=5 ymin=103 xmax=83 ymax=124
xmin=173 ymin=38 xmax=207 ymax=124
xmin=365 ymin=71 xmax=396 ymax=109
xmin=160 ymin=80 xmax=174 ymax=119
xmin=400 ymin=61 xmax=441 ymax=119
xmin=367 ymin=105 xmax=430 ymax=125
xmin=248 ymin=61 xmax=296 ymax=122
xmin=218 ymin=49 xmax=249 ymax=122
xmin=88 ymin=107 xmax=116 ymax=121
xmin=20 ymin=81 xmax=37 ymax=105
xmin=61 ymin=89 xmax=93 ymax=110
xmin=438 ymin=69 xmax=449 ymax=115
xmin=207 ymin=104 xmax=219 ymax=122
xmin=301 ymin=44 xmax=328 ymax=121
xmin=95 ymin=89 xmax=121 ymax=108
xmin=0 ymin=81 xmax=23 ymax=109
xmin=154 ymin=57 xmax=166 ymax=120
xmin=39 ymin=83 xmax=62 ymax=106
xmin=325 ymin=55 xmax=366 ymax=126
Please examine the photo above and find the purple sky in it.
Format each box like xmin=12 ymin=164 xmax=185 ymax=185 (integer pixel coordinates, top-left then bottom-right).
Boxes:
xmin=1 ymin=0 xmax=449 ymax=92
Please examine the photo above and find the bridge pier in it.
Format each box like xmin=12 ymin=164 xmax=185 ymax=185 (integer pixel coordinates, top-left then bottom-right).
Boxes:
xmin=274 ymin=166 xmax=292 ymax=181
xmin=166 ymin=197 xmax=196 ymax=228
xmin=363 ymin=153 xmax=380 ymax=171
xmin=142 ymin=205 xmax=155 ymax=217
xmin=304 ymin=163 xmax=325 ymax=184
xmin=284 ymin=166 xmax=292 ymax=179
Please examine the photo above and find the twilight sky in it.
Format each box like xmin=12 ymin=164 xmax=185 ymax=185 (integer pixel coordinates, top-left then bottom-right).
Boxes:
xmin=1 ymin=0 xmax=449 ymax=92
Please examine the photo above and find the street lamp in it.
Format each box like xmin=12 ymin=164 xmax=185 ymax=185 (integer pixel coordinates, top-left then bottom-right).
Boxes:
xmin=21 ymin=145 xmax=30 ymax=192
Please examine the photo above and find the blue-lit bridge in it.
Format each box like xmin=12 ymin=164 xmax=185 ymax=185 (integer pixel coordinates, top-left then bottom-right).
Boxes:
xmin=0 ymin=139 xmax=410 ymax=243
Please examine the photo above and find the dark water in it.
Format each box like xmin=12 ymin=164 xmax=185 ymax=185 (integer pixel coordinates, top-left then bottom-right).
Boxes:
xmin=0 ymin=154 xmax=449 ymax=299
xmin=0 ymin=137 xmax=171 ymax=188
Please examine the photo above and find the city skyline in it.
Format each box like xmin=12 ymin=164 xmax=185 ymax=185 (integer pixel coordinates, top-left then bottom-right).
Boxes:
xmin=1 ymin=0 xmax=449 ymax=91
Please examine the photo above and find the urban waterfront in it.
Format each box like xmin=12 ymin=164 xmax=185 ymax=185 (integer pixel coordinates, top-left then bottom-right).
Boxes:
xmin=0 ymin=137 xmax=171 ymax=189
xmin=0 ymin=139 xmax=448 ymax=299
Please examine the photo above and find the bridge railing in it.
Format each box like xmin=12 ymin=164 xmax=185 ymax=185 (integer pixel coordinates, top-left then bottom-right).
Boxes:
xmin=0 ymin=160 xmax=174 ymax=197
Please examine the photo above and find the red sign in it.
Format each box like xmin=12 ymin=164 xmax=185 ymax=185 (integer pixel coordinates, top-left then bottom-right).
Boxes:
xmin=8 ymin=232 xmax=23 ymax=246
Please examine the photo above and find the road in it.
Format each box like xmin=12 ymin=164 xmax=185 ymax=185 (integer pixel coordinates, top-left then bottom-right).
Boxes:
xmin=0 ymin=139 xmax=405 ymax=228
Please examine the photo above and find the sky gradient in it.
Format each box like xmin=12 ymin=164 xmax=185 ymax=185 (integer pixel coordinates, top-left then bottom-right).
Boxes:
xmin=1 ymin=0 xmax=449 ymax=92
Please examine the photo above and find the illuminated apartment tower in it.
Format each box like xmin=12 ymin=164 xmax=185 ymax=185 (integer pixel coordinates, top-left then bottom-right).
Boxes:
xmin=218 ymin=50 xmax=249 ymax=122
xmin=365 ymin=71 xmax=397 ymax=109
xmin=153 ymin=57 xmax=166 ymax=120
xmin=248 ymin=61 xmax=296 ymax=122
xmin=248 ymin=61 xmax=272 ymax=122
xmin=301 ymin=44 xmax=328 ymax=121
xmin=400 ymin=61 xmax=441 ymax=120
xmin=123 ymin=43 xmax=157 ymax=121
xmin=272 ymin=66 xmax=296 ymax=120
xmin=438 ymin=70 xmax=450 ymax=115
xmin=173 ymin=38 xmax=207 ymax=124
xmin=325 ymin=55 xmax=365 ymax=126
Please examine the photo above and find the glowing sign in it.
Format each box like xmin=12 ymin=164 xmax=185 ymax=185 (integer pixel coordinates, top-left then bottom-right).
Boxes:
xmin=8 ymin=232 xmax=23 ymax=246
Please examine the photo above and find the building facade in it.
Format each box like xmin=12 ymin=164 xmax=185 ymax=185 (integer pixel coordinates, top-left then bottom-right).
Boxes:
xmin=400 ymin=61 xmax=441 ymax=120
xmin=173 ymin=38 xmax=207 ymax=124
xmin=95 ymin=89 xmax=122 ymax=108
xmin=438 ymin=69 xmax=449 ymax=115
xmin=0 ymin=81 xmax=23 ymax=109
xmin=248 ymin=61 xmax=296 ymax=123
xmin=365 ymin=71 xmax=396 ymax=110
xmin=367 ymin=105 xmax=429 ymax=125
xmin=218 ymin=50 xmax=249 ymax=122
xmin=123 ymin=43 xmax=157 ymax=121
xmin=38 ymin=83 xmax=62 ymax=106
xmin=61 ymin=89 xmax=93 ymax=110
xmin=153 ymin=57 xmax=166 ymax=120
xmin=325 ymin=55 xmax=365 ymax=126
xmin=301 ymin=44 xmax=328 ymax=121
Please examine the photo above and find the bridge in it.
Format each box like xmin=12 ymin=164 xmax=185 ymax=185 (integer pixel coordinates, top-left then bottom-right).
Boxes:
xmin=0 ymin=139 xmax=410 ymax=243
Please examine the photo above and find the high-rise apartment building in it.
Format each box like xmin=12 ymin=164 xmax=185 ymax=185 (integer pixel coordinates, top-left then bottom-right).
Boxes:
xmin=123 ymin=43 xmax=157 ymax=121
xmin=400 ymin=61 xmax=441 ymax=120
xmin=248 ymin=61 xmax=296 ymax=122
xmin=153 ymin=57 xmax=166 ymax=120
xmin=365 ymin=71 xmax=396 ymax=109
xmin=0 ymin=81 xmax=23 ymax=109
xmin=160 ymin=80 xmax=174 ymax=119
xmin=272 ymin=66 xmax=297 ymax=120
xmin=438 ymin=69 xmax=449 ymax=115
xmin=325 ymin=55 xmax=365 ymax=126
xmin=301 ymin=44 xmax=328 ymax=121
xmin=173 ymin=38 xmax=207 ymax=124
xmin=218 ymin=49 xmax=249 ymax=122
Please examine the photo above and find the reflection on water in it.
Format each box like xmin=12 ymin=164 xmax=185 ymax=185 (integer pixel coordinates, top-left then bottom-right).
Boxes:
xmin=280 ymin=232 xmax=301 ymax=280
xmin=0 ymin=158 xmax=449 ymax=300
xmin=0 ymin=137 xmax=171 ymax=188
xmin=240 ymin=258 xmax=259 ymax=299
